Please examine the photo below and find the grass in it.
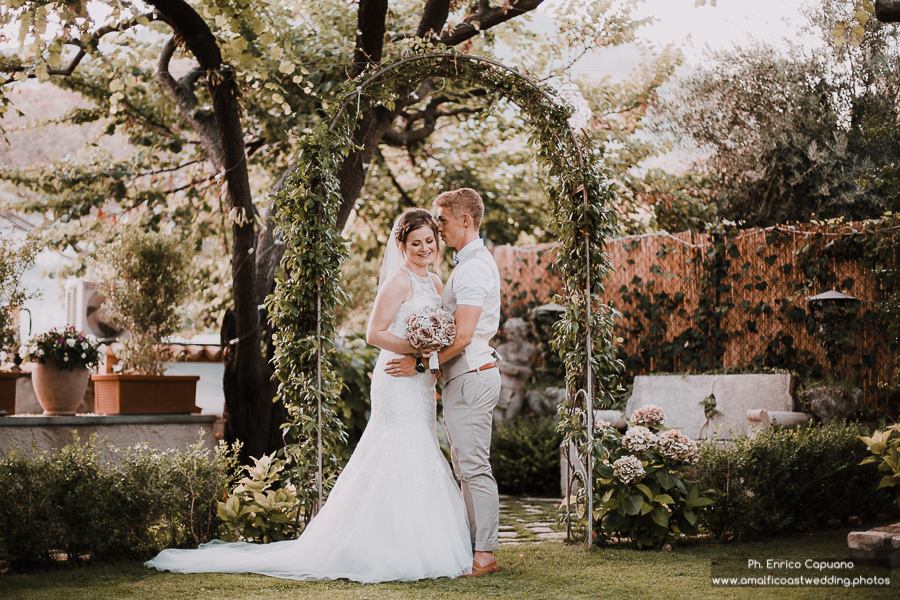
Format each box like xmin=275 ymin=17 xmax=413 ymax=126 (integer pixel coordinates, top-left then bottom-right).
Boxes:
xmin=0 ymin=525 xmax=895 ymax=600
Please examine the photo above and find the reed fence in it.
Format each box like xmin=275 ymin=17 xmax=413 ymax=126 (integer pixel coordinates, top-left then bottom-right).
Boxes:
xmin=491 ymin=222 xmax=898 ymax=417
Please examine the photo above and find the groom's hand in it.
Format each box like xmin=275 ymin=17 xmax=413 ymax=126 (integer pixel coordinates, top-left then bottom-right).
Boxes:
xmin=386 ymin=355 xmax=417 ymax=377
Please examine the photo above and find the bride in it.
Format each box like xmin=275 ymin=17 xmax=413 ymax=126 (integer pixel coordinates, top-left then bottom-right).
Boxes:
xmin=146 ymin=208 xmax=473 ymax=582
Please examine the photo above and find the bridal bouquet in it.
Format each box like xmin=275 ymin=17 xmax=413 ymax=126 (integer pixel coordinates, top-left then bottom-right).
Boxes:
xmin=404 ymin=307 xmax=456 ymax=373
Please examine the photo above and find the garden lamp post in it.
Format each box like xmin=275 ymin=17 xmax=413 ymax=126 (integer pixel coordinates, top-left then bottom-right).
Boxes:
xmin=806 ymin=290 xmax=861 ymax=379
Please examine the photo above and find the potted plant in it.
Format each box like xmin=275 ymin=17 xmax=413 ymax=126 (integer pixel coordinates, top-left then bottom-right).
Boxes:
xmin=19 ymin=326 xmax=103 ymax=414
xmin=0 ymin=235 xmax=40 ymax=415
xmin=88 ymin=228 xmax=200 ymax=414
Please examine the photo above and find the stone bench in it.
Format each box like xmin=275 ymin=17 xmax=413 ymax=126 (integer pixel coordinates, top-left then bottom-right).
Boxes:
xmin=626 ymin=373 xmax=796 ymax=439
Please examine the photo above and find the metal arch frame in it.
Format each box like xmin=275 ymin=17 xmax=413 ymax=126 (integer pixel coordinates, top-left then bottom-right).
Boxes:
xmin=309 ymin=53 xmax=595 ymax=545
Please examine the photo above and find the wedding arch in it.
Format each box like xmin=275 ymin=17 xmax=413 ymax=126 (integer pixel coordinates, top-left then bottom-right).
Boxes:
xmin=267 ymin=49 xmax=621 ymax=547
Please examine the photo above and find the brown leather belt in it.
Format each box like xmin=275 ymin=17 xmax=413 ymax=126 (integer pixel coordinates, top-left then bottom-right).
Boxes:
xmin=464 ymin=362 xmax=497 ymax=374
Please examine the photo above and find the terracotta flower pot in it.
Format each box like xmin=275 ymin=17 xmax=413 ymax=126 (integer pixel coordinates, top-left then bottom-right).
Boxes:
xmin=0 ymin=371 xmax=19 ymax=415
xmin=33 ymin=360 xmax=90 ymax=415
xmin=91 ymin=373 xmax=200 ymax=414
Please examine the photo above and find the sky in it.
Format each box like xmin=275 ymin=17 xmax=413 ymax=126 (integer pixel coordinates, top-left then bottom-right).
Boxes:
xmin=2 ymin=0 xmax=825 ymax=340
xmin=535 ymin=0 xmax=816 ymax=83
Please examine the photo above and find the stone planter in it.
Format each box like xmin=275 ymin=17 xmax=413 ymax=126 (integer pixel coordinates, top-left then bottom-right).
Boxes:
xmin=0 ymin=371 xmax=19 ymax=415
xmin=91 ymin=373 xmax=200 ymax=414
xmin=33 ymin=361 xmax=91 ymax=415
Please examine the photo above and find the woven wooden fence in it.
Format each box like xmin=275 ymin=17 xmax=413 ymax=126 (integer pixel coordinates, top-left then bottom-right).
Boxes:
xmin=492 ymin=223 xmax=898 ymax=417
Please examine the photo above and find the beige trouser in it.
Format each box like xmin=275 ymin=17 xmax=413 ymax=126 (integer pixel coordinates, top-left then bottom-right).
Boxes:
xmin=442 ymin=368 xmax=502 ymax=553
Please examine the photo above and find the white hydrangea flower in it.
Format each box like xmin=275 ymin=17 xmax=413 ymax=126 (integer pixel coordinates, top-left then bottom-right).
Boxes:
xmin=631 ymin=404 xmax=666 ymax=427
xmin=613 ymin=455 xmax=645 ymax=485
xmin=594 ymin=418 xmax=612 ymax=431
xmin=81 ymin=353 xmax=86 ymax=359
xmin=657 ymin=430 xmax=700 ymax=464
xmin=63 ymin=355 xmax=69 ymax=361
xmin=0 ymin=351 xmax=7 ymax=363
xmin=66 ymin=338 xmax=76 ymax=347
xmin=623 ymin=426 xmax=658 ymax=452
xmin=82 ymin=342 xmax=90 ymax=350
xmin=37 ymin=349 xmax=44 ymax=356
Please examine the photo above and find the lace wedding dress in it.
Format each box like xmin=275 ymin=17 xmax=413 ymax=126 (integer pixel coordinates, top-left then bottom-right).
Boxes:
xmin=146 ymin=268 xmax=472 ymax=582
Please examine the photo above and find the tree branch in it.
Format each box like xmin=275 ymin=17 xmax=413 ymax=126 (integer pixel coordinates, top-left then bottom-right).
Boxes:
xmin=351 ymin=0 xmax=389 ymax=78
xmin=2 ymin=12 xmax=159 ymax=85
xmin=416 ymin=0 xmax=452 ymax=39
xmin=374 ymin=147 xmax=415 ymax=209
xmin=437 ymin=0 xmax=545 ymax=47
xmin=156 ymin=35 xmax=222 ymax=169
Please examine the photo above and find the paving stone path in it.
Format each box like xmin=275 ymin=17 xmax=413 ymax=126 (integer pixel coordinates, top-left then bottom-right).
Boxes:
xmin=497 ymin=496 xmax=568 ymax=545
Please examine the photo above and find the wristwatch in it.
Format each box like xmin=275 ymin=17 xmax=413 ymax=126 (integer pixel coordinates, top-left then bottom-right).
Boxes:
xmin=415 ymin=357 xmax=426 ymax=374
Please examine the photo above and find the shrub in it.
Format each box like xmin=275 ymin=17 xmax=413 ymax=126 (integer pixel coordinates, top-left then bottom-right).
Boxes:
xmin=218 ymin=453 xmax=303 ymax=543
xmin=0 ymin=234 xmax=39 ymax=363
xmin=592 ymin=406 xmax=715 ymax=549
xmin=491 ymin=416 xmax=563 ymax=497
xmin=89 ymin=228 xmax=194 ymax=375
xmin=859 ymin=423 xmax=900 ymax=512
xmin=695 ymin=422 xmax=896 ymax=542
xmin=0 ymin=433 xmax=239 ymax=569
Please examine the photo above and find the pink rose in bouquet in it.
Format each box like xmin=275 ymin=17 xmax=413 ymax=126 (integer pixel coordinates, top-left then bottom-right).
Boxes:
xmin=404 ymin=307 xmax=456 ymax=373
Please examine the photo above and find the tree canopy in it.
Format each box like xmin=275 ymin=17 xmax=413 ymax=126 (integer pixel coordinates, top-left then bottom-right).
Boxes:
xmin=0 ymin=0 xmax=680 ymax=461
xmin=652 ymin=0 xmax=900 ymax=228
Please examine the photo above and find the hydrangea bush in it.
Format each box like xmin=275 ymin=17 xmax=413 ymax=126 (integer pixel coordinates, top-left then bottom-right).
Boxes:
xmin=19 ymin=326 xmax=103 ymax=371
xmin=593 ymin=404 xmax=714 ymax=548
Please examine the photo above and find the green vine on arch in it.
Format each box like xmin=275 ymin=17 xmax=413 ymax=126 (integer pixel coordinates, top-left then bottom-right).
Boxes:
xmin=266 ymin=47 xmax=622 ymax=523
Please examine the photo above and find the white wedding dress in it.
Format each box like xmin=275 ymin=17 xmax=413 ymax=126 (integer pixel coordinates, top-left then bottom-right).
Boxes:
xmin=146 ymin=268 xmax=473 ymax=582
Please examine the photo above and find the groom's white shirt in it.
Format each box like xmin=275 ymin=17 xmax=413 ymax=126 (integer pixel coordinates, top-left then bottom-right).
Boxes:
xmin=441 ymin=238 xmax=501 ymax=382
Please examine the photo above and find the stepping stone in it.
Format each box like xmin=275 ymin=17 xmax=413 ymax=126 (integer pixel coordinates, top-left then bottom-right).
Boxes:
xmin=527 ymin=522 xmax=553 ymax=527
xmin=516 ymin=518 xmax=525 ymax=522
xmin=527 ymin=526 xmax=554 ymax=533
xmin=500 ymin=541 xmax=523 ymax=546
xmin=498 ymin=531 xmax=518 ymax=538
xmin=536 ymin=532 xmax=567 ymax=540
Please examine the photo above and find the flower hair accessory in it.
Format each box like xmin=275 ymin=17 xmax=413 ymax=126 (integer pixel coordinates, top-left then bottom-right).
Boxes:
xmin=404 ymin=307 xmax=456 ymax=373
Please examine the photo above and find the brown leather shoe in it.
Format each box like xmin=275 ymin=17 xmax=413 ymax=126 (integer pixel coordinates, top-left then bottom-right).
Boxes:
xmin=464 ymin=558 xmax=498 ymax=577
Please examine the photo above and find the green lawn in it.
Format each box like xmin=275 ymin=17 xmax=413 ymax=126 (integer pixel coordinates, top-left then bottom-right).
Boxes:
xmin=0 ymin=526 xmax=895 ymax=600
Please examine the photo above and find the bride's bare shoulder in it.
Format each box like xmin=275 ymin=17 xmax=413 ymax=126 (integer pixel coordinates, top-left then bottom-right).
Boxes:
xmin=380 ymin=269 xmax=413 ymax=302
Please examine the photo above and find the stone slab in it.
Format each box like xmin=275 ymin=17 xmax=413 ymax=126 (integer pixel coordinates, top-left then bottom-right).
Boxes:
xmin=0 ymin=414 xmax=220 ymax=463
xmin=625 ymin=374 xmax=795 ymax=439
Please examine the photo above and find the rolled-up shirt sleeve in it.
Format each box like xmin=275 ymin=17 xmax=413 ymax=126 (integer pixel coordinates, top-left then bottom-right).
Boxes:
xmin=453 ymin=258 xmax=496 ymax=307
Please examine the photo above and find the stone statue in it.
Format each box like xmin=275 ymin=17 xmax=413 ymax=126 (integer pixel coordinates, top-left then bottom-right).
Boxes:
xmin=803 ymin=385 xmax=860 ymax=427
xmin=493 ymin=318 xmax=538 ymax=427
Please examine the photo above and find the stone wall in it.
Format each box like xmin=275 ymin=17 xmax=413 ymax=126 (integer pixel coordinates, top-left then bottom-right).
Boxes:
xmin=0 ymin=414 xmax=221 ymax=462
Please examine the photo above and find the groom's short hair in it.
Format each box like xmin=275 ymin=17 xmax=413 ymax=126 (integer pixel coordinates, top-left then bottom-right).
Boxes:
xmin=434 ymin=188 xmax=484 ymax=231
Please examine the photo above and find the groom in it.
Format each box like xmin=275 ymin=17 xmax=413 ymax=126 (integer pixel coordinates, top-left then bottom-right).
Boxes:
xmin=386 ymin=188 xmax=502 ymax=577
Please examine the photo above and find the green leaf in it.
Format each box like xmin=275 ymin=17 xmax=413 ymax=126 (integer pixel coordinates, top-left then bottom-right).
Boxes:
xmin=877 ymin=475 xmax=900 ymax=489
xmin=656 ymin=470 xmax=678 ymax=490
xmin=623 ymin=494 xmax=644 ymax=516
xmin=651 ymin=505 xmax=670 ymax=527
xmin=635 ymin=483 xmax=653 ymax=499
xmin=652 ymin=493 xmax=675 ymax=505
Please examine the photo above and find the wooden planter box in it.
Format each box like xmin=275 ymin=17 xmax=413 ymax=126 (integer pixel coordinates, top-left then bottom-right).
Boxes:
xmin=0 ymin=371 xmax=19 ymax=415
xmin=91 ymin=374 xmax=200 ymax=415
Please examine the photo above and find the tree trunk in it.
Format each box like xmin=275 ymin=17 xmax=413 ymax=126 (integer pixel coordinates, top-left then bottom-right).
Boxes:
xmin=150 ymin=0 xmax=273 ymax=465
